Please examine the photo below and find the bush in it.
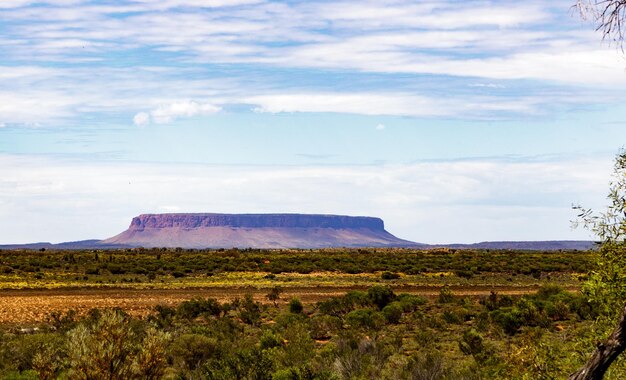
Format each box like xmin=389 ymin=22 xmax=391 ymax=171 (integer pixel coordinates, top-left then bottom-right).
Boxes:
xmin=171 ymin=271 xmax=185 ymax=278
xmin=367 ymin=286 xmax=396 ymax=309
xmin=459 ymin=329 xmax=487 ymax=362
xmin=170 ymin=334 xmax=218 ymax=371
xmin=266 ymin=286 xmax=283 ymax=305
xmin=381 ymin=271 xmax=400 ymax=280
xmin=455 ymin=270 xmax=473 ymax=279
xmin=382 ymin=302 xmax=403 ymax=324
xmin=289 ymin=298 xmax=303 ymax=314
xmin=259 ymin=330 xmax=283 ymax=350
xmin=346 ymin=309 xmax=383 ymax=329
xmin=536 ymin=284 xmax=564 ymax=299
xmin=438 ymin=287 xmax=455 ymax=304
xmin=176 ymin=298 xmax=221 ymax=320
xmin=65 ymin=309 xmax=168 ymax=379
xmin=491 ymin=308 xmax=522 ymax=335
xmin=545 ymin=300 xmax=569 ymax=321
xmin=239 ymin=294 xmax=261 ymax=326
xmin=396 ymin=294 xmax=427 ymax=312
xmin=442 ymin=309 xmax=463 ymax=324
xmin=309 ymin=315 xmax=342 ymax=340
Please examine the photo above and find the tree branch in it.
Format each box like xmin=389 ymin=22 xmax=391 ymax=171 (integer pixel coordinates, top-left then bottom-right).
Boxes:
xmin=569 ymin=303 xmax=626 ymax=380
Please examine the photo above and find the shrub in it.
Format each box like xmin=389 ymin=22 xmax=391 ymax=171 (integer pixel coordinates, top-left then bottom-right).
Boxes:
xmin=396 ymin=294 xmax=427 ymax=312
xmin=382 ymin=302 xmax=403 ymax=324
xmin=176 ymin=298 xmax=221 ymax=320
xmin=346 ymin=309 xmax=384 ymax=329
xmin=66 ymin=310 xmax=137 ymax=379
xmin=381 ymin=271 xmax=400 ymax=280
xmin=442 ymin=309 xmax=463 ymax=324
xmin=367 ymin=286 xmax=396 ymax=309
xmin=309 ymin=315 xmax=342 ymax=340
xmin=491 ymin=309 xmax=522 ymax=335
xmin=289 ymin=298 xmax=303 ymax=314
xmin=517 ymin=298 xmax=550 ymax=328
xmin=171 ymin=271 xmax=185 ymax=278
xmin=85 ymin=267 xmax=99 ymax=275
xmin=455 ymin=270 xmax=473 ymax=279
xmin=170 ymin=334 xmax=218 ymax=371
xmin=266 ymin=286 xmax=283 ymax=305
xmin=239 ymin=294 xmax=261 ymax=326
xmin=459 ymin=329 xmax=487 ymax=362
xmin=545 ymin=300 xmax=569 ymax=321
xmin=259 ymin=330 xmax=283 ymax=350
xmin=438 ymin=287 xmax=455 ymax=304
xmin=536 ymin=284 xmax=564 ymax=299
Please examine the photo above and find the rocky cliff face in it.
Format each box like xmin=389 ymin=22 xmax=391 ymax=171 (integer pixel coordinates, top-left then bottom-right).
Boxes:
xmin=102 ymin=213 xmax=414 ymax=249
xmin=128 ymin=213 xmax=385 ymax=230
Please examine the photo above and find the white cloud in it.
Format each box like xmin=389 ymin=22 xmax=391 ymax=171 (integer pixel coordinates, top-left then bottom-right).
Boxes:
xmin=150 ymin=100 xmax=221 ymax=124
xmin=158 ymin=205 xmax=181 ymax=212
xmin=0 ymin=153 xmax=612 ymax=244
xmin=469 ymin=83 xmax=506 ymax=89
xmin=302 ymin=2 xmax=551 ymax=34
xmin=248 ymin=93 xmax=445 ymax=116
xmin=0 ymin=0 xmax=623 ymax=127
xmin=0 ymin=91 xmax=75 ymax=123
xmin=129 ymin=0 xmax=264 ymax=10
xmin=133 ymin=112 xmax=150 ymax=126
xmin=133 ymin=100 xmax=221 ymax=125
xmin=246 ymin=92 xmax=548 ymax=118
xmin=375 ymin=123 xmax=385 ymax=130
xmin=0 ymin=0 xmax=83 ymax=8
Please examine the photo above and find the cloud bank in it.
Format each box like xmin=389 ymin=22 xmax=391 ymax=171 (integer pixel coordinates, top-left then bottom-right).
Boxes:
xmin=0 ymin=153 xmax=611 ymax=244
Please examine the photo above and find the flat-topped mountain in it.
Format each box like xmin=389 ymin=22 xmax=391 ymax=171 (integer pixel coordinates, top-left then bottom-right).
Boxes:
xmin=101 ymin=213 xmax=417 ymax=249
xmin=0 ymin=213 xmax=594 ymax=250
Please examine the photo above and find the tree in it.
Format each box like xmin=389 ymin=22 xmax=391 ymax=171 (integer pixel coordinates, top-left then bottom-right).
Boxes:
xmin=576 ymin=1 xmax=626 ymax=49
xmin=569 ymin=151 xmax=626 ymax=379
xmin=266 ymin=286 xmax=283 ymax=306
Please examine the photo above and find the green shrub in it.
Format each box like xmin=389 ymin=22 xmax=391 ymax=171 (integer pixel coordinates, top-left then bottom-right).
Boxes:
xmin=396 ymin=294 xmax=427 ymax=312
xmin=346 ymin=309 xmax=383 ymax=329
xmin=239 ymin=294 xmax=262 ymax=326
xmin=176 ymin=297 xmax=221 ymax=320
xmin=367 ymin=286 xmax=396 ymax=309
xmin=491 ymin=308 xmax=522 ymax=335
xmin=309 ymin=315 xmax=342 ymax=340
xmin=259 ymin=330 xmax=283 ymax=350
xmin=381 ymin=271 xmax=400 ymax=280
xmin=455 ymin=270 xmax=473 ymax=279
xmin=545 ymin=300 xmax=569 ymax=321
xmin=289 ymin=298 xmax=303 ymax=314
xmin=382 ymin=302 xmax=403 ymax=324
xmin=438 ymin=287 xmax=455 ymax=304
xmin=170 ymin=334 xmax=218 ymax=371
xmin=536 ymin=284 xmax=564 ymax=299
xmin=517 ymin=298 xmax=550 ymax=328
xmin=442 ymin=310 xmax=462 ymax=324
xmin=171 ymin=271 xmax=185 ymax=278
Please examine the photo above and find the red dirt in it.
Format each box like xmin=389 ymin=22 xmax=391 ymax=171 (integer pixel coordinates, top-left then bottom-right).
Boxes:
xmin=0 ymin=285 xmax=579 ymax=324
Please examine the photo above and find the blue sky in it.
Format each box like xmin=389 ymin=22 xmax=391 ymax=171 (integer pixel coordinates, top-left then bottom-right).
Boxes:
xmin=1 ymin=0 xmax=625 ymax=244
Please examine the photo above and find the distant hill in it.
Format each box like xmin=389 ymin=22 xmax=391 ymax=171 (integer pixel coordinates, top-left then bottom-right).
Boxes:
xmin=0 ymin=213 xmax=595 ymax=250
xmin=100 ymin=213 xmax=418 ymax=249
xmin=437 ymin=240 xmax=596 ymax=251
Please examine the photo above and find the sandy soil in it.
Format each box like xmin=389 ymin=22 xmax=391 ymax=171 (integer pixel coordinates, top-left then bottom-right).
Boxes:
xmin=0 ymin=285 xmax=579 ymax=324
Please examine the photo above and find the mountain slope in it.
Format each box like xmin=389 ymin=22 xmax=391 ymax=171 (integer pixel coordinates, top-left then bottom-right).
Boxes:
xmin=101 ymin=213 xmax=418 ymax=249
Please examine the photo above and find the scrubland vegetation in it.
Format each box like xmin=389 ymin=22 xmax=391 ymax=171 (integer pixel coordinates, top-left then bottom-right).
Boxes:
xmin=0 ymin=247 xmax=604 ymax=378
xmin=1 ymin=283 xmax=617 ymax=379
xmin=0 ymin=248 xmax=592 ymax=290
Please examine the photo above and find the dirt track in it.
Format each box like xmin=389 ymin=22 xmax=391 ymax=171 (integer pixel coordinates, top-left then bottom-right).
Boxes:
xmin=0 ymin=285 xmax=579 ymax=324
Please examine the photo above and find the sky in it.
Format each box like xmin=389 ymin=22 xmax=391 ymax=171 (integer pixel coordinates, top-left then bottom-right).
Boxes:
xmin=1 ymin=0 xmax=625 ymax=244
